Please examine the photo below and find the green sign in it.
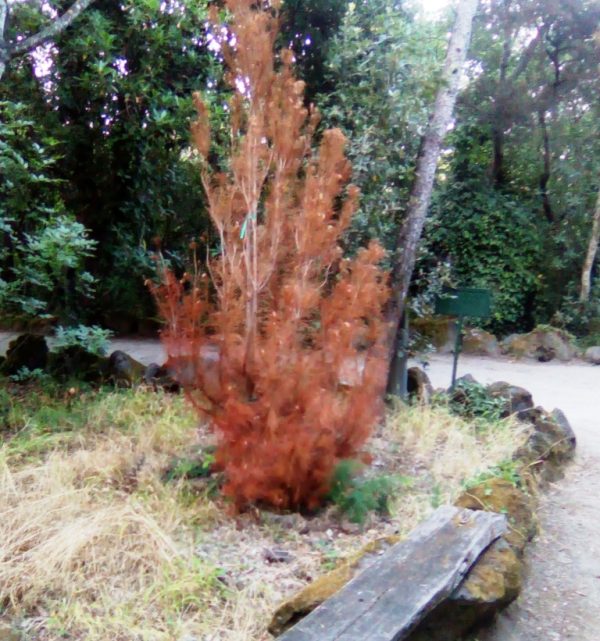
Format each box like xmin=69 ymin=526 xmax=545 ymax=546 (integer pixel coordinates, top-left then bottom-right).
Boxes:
xmin=434 ymin=287 xmax=492 ymax=319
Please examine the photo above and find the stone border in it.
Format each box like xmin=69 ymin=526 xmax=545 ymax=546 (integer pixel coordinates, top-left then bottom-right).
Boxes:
xmin=269 ymin=373 xmax=576 ymax=640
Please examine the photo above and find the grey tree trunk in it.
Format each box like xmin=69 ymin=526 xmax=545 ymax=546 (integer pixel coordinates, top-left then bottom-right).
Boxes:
xmin=0 ymin=0 xmax=95 ymax=81
xmin=387 ymin=0 xmax=479 ymax=395
xmin=0 ymin=0 xmax=8 ymax=81
xmin=580 ymin=190 xmax=600 ymax=303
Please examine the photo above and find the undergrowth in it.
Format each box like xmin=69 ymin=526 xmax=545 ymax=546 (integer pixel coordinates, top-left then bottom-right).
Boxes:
xmin=0 ymin=379 xmax=528 ymax=641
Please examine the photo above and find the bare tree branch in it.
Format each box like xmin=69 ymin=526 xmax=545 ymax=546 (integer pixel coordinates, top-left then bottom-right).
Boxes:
xmin=9 ymin=0 xmax=95 ymax=56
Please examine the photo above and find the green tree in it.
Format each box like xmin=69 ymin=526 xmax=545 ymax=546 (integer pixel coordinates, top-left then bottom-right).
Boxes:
xmin=321 ymin=0 xmax=445 ymax=255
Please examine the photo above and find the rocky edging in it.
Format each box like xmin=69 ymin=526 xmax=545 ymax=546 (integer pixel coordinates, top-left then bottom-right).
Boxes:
xmin=0 ymin=332 xmax=179 ymax=390
xmin=268 ymin=375 xmax=576 ymax=640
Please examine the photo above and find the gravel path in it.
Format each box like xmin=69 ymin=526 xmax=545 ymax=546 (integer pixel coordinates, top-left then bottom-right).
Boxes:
xmin=2 ymin=331 xmax=599 ymax=638
xmin=421 ymin=354 xmax=600 ymax=641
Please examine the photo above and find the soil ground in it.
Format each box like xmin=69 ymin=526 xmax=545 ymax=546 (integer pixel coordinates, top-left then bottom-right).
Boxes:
xmin=2 ymin=331 xmax=599 ymax=639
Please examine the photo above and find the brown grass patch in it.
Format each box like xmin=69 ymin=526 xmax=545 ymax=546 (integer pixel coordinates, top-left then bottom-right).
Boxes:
xmin=0 ymin=389 xmax=528 ymax=640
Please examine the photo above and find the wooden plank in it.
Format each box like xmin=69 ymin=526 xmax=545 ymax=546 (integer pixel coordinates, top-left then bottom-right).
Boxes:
xmin=278 ymin=506 xmax=506 ymax=641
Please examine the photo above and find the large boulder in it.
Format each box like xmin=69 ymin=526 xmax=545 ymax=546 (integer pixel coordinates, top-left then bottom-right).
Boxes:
xmin=455 ymin=478 xmax=537 ymax=555
xmin=411 ymin=317 xmax=458 ymax=354
xmin=144 ymin=362 xmax=180 ymax=392
xmin=584 ymin=346 xmax=600 ymax=365
xmin=462 ymin=328 xmax=501 ymax=358
xmin=108 ymin=350 xmax=146 ymax=386
xmin=514 ymin=407 xmax=576 ymax=481
xmin=408 ymin=538 xmax=522 ymax=641
xmin=486 ymin=381 xmax=534 ymax=420
xmin=1 ymin=333 xmax=48 ymax=375
xmin=407 ymin=366 xmax=433 ymax=403
xmin=47 ymin=346 xmax=109 ymax=382
xmin=501 ymin=327 xmax=578 ymax=362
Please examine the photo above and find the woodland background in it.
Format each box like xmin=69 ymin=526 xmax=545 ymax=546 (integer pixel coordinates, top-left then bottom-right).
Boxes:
xmin=1 ymin=0 xmax=599 ymax=338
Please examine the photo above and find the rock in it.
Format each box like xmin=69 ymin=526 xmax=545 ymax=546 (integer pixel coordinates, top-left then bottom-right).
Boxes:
xmin=144 ymin=362 xmax=180 ymax=392
xmin=1 ymin=333 xmax=48 ymax=375
xmin=264 ymin=547 xmax=295 ymax=564
xmin=108 ymin=350 xmax=146 ymax=386
xmin=408 ymin=538 xmax=522 ymax=641
xmin=486 ymin=381 xmax=533 ymax=420
xmin=455 ymin=478 xmax=537 ymax=555
xmin=452 ymin=537 xmax=521 ymax=606
xmin=584 ymin=346 xmax=600 ymax=365
xmin=407 ymin=366 xmax=433 ymax=403
xmin=47 ymin=346 xmax=109 ymax=382
xmin=462 ymin=328 xmax=501 ymax=358
xmin=269 ymin=536 xmax=400 ymax=636
xmin=514 ymin=408 xmax=576 ymax=481
xmin=411 ymin=317 xmax=458 ymax=354
xmin=501 ymin=327 xmax=577 ymax=362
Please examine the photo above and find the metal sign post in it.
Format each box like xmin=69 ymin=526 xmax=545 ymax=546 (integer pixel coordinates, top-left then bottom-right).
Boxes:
xmin=434 ymin=287 xmax=492 ymax=390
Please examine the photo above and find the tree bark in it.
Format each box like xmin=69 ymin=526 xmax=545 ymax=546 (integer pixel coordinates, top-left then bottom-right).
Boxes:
xmin=0 ymin=0 xmax=95 ymax=81
xmin=538 ymin=110 xmax=554 ymax=223
xmin=0 ymin=0 xmax=8 ymax=80
xmin=580 ymin=190 xmax=600 ymax=303
xmin=387 ymin=0 xmax=479 ymax=395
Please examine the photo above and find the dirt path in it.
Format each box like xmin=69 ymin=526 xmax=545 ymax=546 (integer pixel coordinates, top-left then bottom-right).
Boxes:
xmin=421 ymin=354 xmax=600 ymax=641
xmin=3 ymin=331 xmax=600 ymax=637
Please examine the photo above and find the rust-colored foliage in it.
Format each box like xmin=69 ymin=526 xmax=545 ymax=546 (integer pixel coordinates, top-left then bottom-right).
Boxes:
xmin=150 ymin=0 xmax=390 ymax=511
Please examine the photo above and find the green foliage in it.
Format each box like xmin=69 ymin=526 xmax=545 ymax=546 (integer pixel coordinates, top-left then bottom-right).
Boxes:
xmin=2 ymin=215 xmax=98 ymax=322
xmin=424 ymin=171 xmax=543 ymax=333
xmin=0 ymin=102 xmax=97 ymax=323
xmin=1 ymin=1 xmax=221 ymax=327
xmin=320 ymin=0 xmax=445 ymax=257
xmin=447 ymin=379 xmax=505 ymax=424
xmin=280 ymin=0 xmax=349 ymax=102
xmin=53 ymin=325 xmax=114 ymax=356
xmin=327 ymin=459 xmax=411 ymax=523
xmin=7 ymin=367 xmax=50 ymax=384
xmin=464 ymin=460 xmax=522 ymax=491
xmin=165 ymin=450 xmax=216 ymax=482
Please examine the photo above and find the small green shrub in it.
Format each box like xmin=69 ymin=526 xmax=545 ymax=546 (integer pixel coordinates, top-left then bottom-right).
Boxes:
xmin=327 ymin=459 xmax=411 ymax=524
xmin=8 ymin=367 xmax=49 ymax=384
xmin=165 ymin=450 xmax=216 ymax=481
xmin=464 ymin=459 xmax=522 ymax=490
xmin=448 ymin=380 xmax=505 ymax=424
xmin=53 ymin=325 xmax=113 ymax=356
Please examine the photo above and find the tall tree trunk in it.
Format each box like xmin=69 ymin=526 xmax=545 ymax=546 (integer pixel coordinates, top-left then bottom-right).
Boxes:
xmin=492 ymin=7 xmax=512 ymax=187
xmin=387 ymin=0 xmax=479 ymax=395
xmin=0 ymin=0 xmax=8 ymax=80
xmin=538 ymin=110 xmax=555 ymax=223
xmin=580 ymin=190 xmax=600 ymax=303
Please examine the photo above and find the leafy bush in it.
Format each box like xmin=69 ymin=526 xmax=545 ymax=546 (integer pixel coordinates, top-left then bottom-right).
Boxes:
xmin=423 ymin=143 xmax=543 ymax=334
xmin=53 ymin=325 xmax=113 ymax=356
xmin=7 ymin=367 xmax=49 ymax=384
xmin=464 ymin=459 xmax=523 ymax=490
xmin=0 ymin=102 xmax=98 ymax=324
xmin=327 ymin=459 xmax=408 ymax=524
xmin=151 ymin=1 xmax=390 ymax=512
xmin=448 ymin=379 xmax=505 ymax=424
xmin=1 ymin=215 xmax=98 ymax=323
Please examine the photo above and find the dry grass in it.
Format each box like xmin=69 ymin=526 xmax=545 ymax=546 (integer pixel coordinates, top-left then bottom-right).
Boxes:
xmin=0 ymin=388 xmax=529 ymax=641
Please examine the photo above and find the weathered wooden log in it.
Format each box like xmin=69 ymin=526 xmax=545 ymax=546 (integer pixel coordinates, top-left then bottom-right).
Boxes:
xmin=278 ymin=506 xmax=506 ymax=641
